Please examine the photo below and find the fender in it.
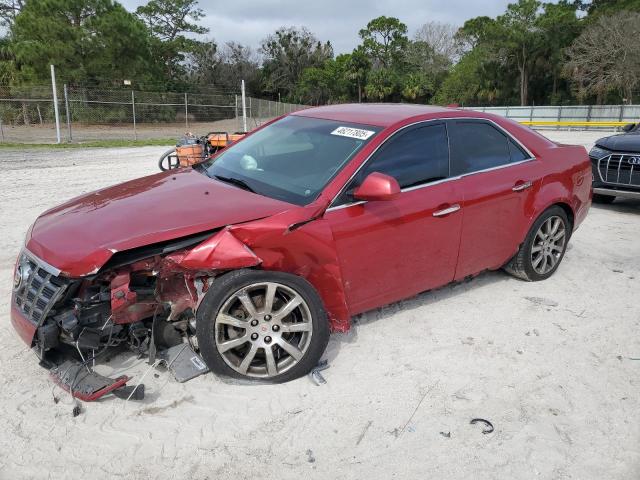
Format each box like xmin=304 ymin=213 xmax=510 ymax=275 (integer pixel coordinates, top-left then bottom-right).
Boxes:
xmin=167 ymin=199 xmax=352 ymax=332
xmin=230 ymin=201 xmax=351 ymax=333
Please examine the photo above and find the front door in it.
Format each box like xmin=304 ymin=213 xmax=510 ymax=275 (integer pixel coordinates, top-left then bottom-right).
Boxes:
xmin=324 ymin=121 xmax=464 ymax=315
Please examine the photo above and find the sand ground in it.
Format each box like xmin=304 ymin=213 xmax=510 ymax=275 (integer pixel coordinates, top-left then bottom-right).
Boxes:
xmin=0 ymin=130 xmax=638 ymax=480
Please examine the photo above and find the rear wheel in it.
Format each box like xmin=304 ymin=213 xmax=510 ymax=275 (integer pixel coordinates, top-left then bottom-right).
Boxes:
xmin=593 ymin=193 xmax=616 ymax=204
xmin=504 ymin=206 xmax=570 ymax=281
xmin=196 ymin=270 xmax=329 ymax=383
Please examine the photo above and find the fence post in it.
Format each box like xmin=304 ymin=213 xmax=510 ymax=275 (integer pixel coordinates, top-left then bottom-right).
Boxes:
xmin=235 ymin=94 xmax=238 ymax=131
xmin=619 ymin=104 xmax=625 ymax=122
xmin=184 ymin=92 xmax=189 ymax=130
xmin=131 ymin=90 xmax=137 ymax=141
xmin=241 ymin=80 xmax=247 ymax=133
xmin=50 ymin=64 xmax=61 ymax=144
xmin=0 ymin=119 xmax=4 ymax=142
xmin=557 ymin=105 xmax=563 ymax=130
xmin=63 ymin=84 xmax=72 ymax=142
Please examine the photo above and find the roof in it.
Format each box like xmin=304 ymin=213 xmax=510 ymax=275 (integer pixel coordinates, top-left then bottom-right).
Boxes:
xmin=293 ymin=103 xmax=454 ymax=128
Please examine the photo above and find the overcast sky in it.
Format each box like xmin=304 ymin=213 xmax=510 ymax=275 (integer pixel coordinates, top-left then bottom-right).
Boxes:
xmin=120 ymin=0 xmax=520 ymax=54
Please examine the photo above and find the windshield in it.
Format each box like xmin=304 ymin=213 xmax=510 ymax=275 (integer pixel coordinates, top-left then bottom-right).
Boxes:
xmin=199 ymin=115 xmax=381 ymax=205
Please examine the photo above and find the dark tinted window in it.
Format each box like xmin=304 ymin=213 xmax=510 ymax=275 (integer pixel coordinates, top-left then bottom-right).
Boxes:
xmin=508 ymin=138 xmax=528 ymax=162
xmin=357 ymin=123 xmax=449 ymax=188
xmin=452 ymin=121 xmax=526 ymax=175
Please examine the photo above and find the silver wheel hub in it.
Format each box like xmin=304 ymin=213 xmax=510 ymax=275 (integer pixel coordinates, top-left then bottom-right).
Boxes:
xmin=531 ymin=215 xmax=566 ymax=275
xmin=214 ymin=281 xmax=313 ymax=378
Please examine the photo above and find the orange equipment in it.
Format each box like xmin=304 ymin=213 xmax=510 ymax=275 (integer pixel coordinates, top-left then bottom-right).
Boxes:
xmin=159 ymin=131 xmax=247 ymax=171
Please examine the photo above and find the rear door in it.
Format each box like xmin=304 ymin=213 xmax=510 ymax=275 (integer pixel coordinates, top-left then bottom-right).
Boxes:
xmin=324 ymin=121 xmax=464 ymax=315
xmin=448 ymin=119 xmax=541 ymax=280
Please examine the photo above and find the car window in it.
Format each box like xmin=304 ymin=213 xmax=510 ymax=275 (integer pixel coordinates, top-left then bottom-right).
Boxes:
xmin=451 ymin=121 xmax=527 ymax=175
xmin=508 ymin=138 xmax=529 ymax=162
xmin=200 ymin=116 xmax=381 ymax=206
xmin=334 ymin=123 xmax=449 ymax=206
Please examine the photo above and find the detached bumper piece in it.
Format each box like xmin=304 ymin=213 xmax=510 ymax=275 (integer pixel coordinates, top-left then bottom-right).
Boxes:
xmin=50 ymin=360 xmax=141 ymax=402
xmin=157 ymin=344 xmax=209 ymax=383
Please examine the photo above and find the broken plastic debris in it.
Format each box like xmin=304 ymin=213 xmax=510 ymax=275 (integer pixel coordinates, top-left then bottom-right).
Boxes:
xmin=470 ymin=418 xmax=494 ymax=434
xmin=309 ymin=359 xmax=329 ymax=386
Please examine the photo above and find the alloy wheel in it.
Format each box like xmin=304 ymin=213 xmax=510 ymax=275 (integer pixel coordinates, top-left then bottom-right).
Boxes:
xmin=531 ymin=215 xmax=566 ymax=275
xmin=214 ymin=282 xmax=313 ymax=378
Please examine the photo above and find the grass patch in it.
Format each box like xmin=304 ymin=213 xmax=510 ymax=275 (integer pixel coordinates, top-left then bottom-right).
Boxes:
xmin=0 ymin=138 xmax=176 ymax=149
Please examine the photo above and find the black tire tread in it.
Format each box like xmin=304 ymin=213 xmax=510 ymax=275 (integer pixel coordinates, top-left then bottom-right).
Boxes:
xmin=504 ymin=205 xmax=570 ymax=282
xmin=196 ymin=269 xmax=330 ymax=383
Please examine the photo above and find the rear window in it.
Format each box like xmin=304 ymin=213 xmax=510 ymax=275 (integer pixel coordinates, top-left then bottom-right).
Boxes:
xmin=451 ymin=121 xmax=530 ymax=175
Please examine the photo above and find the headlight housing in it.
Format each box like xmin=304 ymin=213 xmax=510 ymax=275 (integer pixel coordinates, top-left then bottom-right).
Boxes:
xmin=589 ymin=146 xmax=610 ymax=160
xmin=13 ymin=251 xmax=32 ymax=291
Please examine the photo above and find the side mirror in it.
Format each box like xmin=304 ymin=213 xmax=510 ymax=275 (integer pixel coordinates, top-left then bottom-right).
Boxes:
xmin=353 ymin=172 xmax=400 ymax=202
xmin=622 ymin=123 xmax=636 ymax=132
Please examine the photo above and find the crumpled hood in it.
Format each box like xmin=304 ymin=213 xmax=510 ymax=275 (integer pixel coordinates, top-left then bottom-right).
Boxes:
xmin=596 ymin=132 xmax=640 ymax=153
xmin=27 ymin=168 xmax=293 ymax=276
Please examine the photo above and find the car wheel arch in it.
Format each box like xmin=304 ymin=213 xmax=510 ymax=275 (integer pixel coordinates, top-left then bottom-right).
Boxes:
xmin=518 ymin=200 xmax=575 ymax=251
xmin=202 ymin=266 xmax=346 ymax=333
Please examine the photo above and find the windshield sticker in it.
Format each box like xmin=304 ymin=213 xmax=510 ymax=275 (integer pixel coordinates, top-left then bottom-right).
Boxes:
xmin=331 ymin=126 xmax=375 ymax=140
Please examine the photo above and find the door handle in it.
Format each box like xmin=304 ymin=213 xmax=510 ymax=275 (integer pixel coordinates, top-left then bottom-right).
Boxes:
xmin=512 ymin=181 xmax=532 ymax=192
xmin=433 ymin=204 xmax=461 ymax=217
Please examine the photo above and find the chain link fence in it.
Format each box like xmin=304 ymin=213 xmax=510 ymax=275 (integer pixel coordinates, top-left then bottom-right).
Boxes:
xmin=3 ymin=83 xmax=634 ymax=143
xmin=0 ymin=84 xmax=307 ymax=144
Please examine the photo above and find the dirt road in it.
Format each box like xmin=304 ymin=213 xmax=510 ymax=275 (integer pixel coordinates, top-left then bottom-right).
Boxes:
xmin=0 ymin=131 xmax=638 ymax=479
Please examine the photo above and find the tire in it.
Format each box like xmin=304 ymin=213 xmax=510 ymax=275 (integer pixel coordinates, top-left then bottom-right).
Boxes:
xmin=196 ymin=269 xmax=330 ymax=383
xmin=593 ymin=193 xmax=616 ymax=204
xmin=158 ymin=148 xmax=178 ymax=171
xmin=504 ymin=206 xmax=570 ymax=282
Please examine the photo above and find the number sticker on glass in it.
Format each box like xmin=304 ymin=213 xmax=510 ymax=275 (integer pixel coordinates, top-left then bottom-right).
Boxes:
xmin=331 ymin=126 xmax=375 ymax=140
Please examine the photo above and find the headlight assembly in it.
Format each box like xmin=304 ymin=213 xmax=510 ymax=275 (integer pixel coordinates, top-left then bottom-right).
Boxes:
xmin=589 ymin=146 xmax=610 ymax=160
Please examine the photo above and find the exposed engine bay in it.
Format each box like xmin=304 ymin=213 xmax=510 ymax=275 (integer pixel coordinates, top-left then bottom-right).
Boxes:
xmin=13 ymin=230 xmax=230 ymax=402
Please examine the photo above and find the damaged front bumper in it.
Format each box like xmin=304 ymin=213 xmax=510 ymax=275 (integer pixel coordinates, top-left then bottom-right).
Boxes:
xmin=10 ymin=245 xmax=218 ymax=402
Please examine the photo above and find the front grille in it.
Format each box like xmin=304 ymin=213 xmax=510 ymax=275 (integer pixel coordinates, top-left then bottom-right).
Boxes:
xmin=14 ymin=251 xmax=69 ymax=326
xmin=597 ymin=154 xmax=640 ymax=187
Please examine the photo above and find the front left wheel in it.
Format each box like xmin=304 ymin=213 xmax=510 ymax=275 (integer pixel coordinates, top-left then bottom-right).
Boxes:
xmin=196 ymin=270 xmax=330 ymax=383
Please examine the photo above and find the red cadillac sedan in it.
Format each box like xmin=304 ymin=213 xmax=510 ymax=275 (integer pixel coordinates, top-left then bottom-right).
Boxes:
xmin=12 ymin=104 xmax=591 ymax=386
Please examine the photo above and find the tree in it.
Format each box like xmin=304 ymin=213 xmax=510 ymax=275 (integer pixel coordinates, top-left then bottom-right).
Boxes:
xmin=534 ymin=1 xmax=582 ymax=104
xmin=400 ymin=72 xmax=434 ymax=101
xmin=414 ymin=21 xmax=459 ymax=64
xmin=576 ymin=0 xmax=640 ymax=14
xmin=0 ymin=0 xmax=24 ymax=27
xmin=358 ymin=16 xmax=408 ymax=69
xmin=136 ymin=0 xmax=207 ymax=41
xmin=298 ymin=57 xmax=349 ymax=105
xmin=564 ymin=11 xmax=640 ymax=103
xmin=494 ymin=0 xmax=543 ymax=106
xmin=344 ymin=48 xmax=370 ymax=102
xmin=0 ymin=36 xmax=16 ymax=84
xmin=406 ymin=40 xmax=450 ymax=77
xmin=433 ymin=46 xmax=499 ymax=105
xmin=136 ymin=0 xmax=209 ymax=81
xmin=260 ymin=26 xmax=333 ymax=101
xmin=215 ymin=42 xmax=261 ymax=92
xmin=12 ymin=0 xmax=155 ymax=85
xmin=365 ymin=68 xmax=399 ymax=101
